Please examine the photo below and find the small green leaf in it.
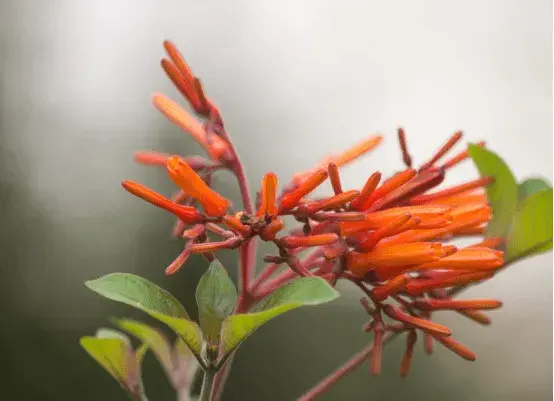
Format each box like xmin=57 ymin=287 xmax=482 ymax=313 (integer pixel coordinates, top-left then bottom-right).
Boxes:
xmin=506 ymin=188 xmax=553 ymax=261
xmin=195 ymin=260 xmax=237 ymax=342
xmin=220 ymin=277 xmax=339 ymax=354
xmin=85 ymin=273 xmax=189 ymax=318
xmin=468 ymin=144 xmax=518 ymax=238
xmin=86 ymin=274 xmax=203 ymax=357
xmin=114 ymin=318 xmax=172 ymax=372
xmin=96 ymin=328 xmax=130 ymax=343
xmin=518 ymin=178 xmax=552 ymax=201
xmin=80 ymin=336 xmax=132 ymax=385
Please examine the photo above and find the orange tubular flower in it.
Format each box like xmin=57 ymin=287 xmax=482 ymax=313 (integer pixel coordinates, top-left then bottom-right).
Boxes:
xmin=350 ymin=172 xmax=382 ymax=210
xmin=166 ymin=156 xmax=230 ymax=217
xmin=409 ymin=176 xmax=493 ymax=205
xmin=400 ymin=330 xmax=417 ymax=378
xmin=259 ymin=219 xmax=285 ymax=241
xmin=340 ymin=205 xmax=451 ymax=236
xmin=303 ymin=190 xmax=360 ymax=214
xmin=221 ymin=215 xmax=251 ymax=236
xmin=121 ymin=180 xmax=204 ymax=224
xmin=257 ymin=172 xmax=278 ymax=217
xmin=382 ymin=305 xmax=451 ymax=336
xmin=279 ymin=169 xmax=329 ymax=212
xmin=357 ymin=214 xmax=413 ymax=252
xmin=423 ymin=188 xmax=488 ymax=207
xmin=441 ymin=141 xmax=486 ymax=170
xmin=291 ymin=134 xmax=383 ymax=186
xmin=347 ymin=242 xmax=448 ymax=276
xmin=409 ymin=247 xmax=503 ymax=272
xmin=357 ymin=169 xmax=416 ymax=210
xmin=162 ymin=40 xmax=214 ymax=116
xmin=371 ymin=273 xmax=411 ymax=301
xmin=281 ymin=233 xmax=339 ymax=248
xmin=152 ymin=93 xmax=229 ymax=160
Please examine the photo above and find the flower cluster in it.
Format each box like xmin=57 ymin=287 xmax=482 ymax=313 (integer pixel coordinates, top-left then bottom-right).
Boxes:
xmin=125 ymin=41 xmax=505 ymax=380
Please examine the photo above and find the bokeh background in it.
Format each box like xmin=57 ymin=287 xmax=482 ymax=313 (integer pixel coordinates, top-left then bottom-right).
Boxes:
xmin=0 ymin=0 xmax=552 ymax=400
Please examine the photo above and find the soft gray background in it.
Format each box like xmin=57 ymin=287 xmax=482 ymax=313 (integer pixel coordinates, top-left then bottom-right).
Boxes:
xmin=0 ymin=0 xmax=552 ymax=400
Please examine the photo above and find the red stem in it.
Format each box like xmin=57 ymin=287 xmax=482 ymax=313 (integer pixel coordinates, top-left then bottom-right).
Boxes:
xmin=298 ymin=332 xmax=398 ymax=401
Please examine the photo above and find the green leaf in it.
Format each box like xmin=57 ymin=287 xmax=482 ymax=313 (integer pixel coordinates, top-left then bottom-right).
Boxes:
xmin=114 ymin=318 xmax=172 ymax=372
xmin=506 ymin=188 xmax=553 ymax=261
xmin=468 ymin=144 xmax=518 ymax=238
xmin=80 ymin=336 xmax=132 ymax=385
xmin=86 ymin=274 xmax=203 ymax=357
xmin=518 ymin=178 xmax=552 ymax=201
xmin=195 ymin=260 xmax=237 ymax=342
xmin=85 ymin=273 xmax=189 ymax=318
xmin=96 ymin=328 xmax=130 ymax=343
xmin=220 ymin=277 xmax=339 ymax=354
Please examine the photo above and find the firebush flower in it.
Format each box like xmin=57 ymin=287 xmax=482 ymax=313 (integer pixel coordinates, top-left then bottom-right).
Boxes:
xmin=100 ymin=40 xmax=551 ymax=401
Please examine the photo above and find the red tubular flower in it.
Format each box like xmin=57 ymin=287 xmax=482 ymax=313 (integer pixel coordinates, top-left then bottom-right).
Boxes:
xmin=165 ymin=248 xmax=192 ymax=275
xmin=397 ymin=128 xmax=412 ymax=168
xmin=279 ymin=169 xmax=329 ymax=212
xmin=441 ymin=140 xmax=486 ymax=170
xmin=166 ymin=156 xmax=230 ymax=217
xmin=400 ymin=330 xmax=417 ymax=378
xmin=382 ymin=305 xmax=451 ymax=336
xmin=327 ymin=163 xmax=343 ymax=195
xmin=434 ymin=336 xmax=476 ymax=361
xmin=413 ymin=298 xmax=503 ymax=311
xmin=121 ymin=180 xmax=204 ymax=224
xmin=404 ymin=271 xmax=493 ymax=295
xmin=419 ymin=131 xmax=463 ymax=171
xmin=257 ymin=172 xmax=279 ymax=217
xmin=152 ymin=93 xmax=229 ymax=160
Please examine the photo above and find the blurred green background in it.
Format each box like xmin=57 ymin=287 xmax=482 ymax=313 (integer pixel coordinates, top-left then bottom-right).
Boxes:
xmin=0 ymin=0 xmax=552 ymax=400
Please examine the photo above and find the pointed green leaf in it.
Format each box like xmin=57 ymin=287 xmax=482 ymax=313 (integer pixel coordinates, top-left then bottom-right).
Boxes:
xmin=468 ymin=144 xmax=518 ymax=238
xmin=96 ymin=328 xmax=130 ymax=343
xmin=85 ymin=273 xmax=189 ymax=318
xmin=506 ymin=188 xmax=553 ymax=261
xmin=195 ymin=260 xmax=237 ymax=342
xmin=220 ymin=277 xmax=339 ymax=354
xmin=80 ymin=336 xmax=132 ymax=385
xmin=114 ymin=318 xmax=172 ymax=372
xmin=85 ymin=274 xmax=203 ymax=357
xmin=518 ymin=178 xmax=551 ymax=201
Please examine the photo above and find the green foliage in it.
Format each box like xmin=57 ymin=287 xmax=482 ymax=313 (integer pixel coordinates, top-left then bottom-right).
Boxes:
xmin=114 ymin=318 xmax=172 ymax=372
xmin=518 ymin=178 xmax=551 ymax=201
xmin=80 ymin=328 xmax=145 ymax=398
xmin=86 ymin=274 xmax=203 ymax=358
xmin=507 ymin=188 xmax=553 ymax=261
xmin=195 ymin=260 xmax=237 ymax=343
xmin=468 ymin=144 xmax=518 ymax=238
xmin=220 ymin=277 xmax=339 ymax=354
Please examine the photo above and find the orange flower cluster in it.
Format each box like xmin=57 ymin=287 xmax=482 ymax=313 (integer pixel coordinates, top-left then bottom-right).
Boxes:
xmin=124 ymin=41 xmax=506 ymax=377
